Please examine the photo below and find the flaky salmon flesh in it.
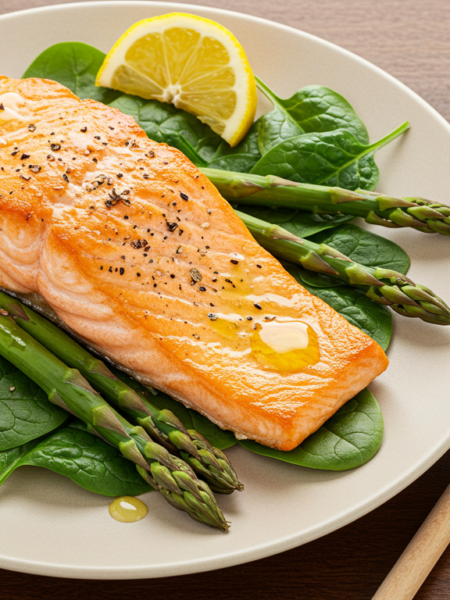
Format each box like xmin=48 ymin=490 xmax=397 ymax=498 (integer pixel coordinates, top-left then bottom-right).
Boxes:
xmin=0 ymin=77 xmax=388 ymax=451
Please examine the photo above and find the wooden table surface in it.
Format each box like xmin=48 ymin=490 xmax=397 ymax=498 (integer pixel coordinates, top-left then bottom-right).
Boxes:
xmin=1 ymin=0 xmax=449 ymax=598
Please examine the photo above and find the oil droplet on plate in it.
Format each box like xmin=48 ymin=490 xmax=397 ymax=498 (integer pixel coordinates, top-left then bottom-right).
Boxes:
xmin=250 ymin=319 xmax=320 ymax=373
xmin=109 ymin=496 xmax=148 ymax=523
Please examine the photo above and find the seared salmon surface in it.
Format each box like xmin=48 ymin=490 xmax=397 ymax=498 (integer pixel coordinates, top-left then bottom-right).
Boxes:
xmin=0 ymin=77 xmax=388 ymax=451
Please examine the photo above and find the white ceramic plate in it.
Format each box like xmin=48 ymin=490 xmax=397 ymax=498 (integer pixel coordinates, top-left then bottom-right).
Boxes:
xmin=0 ymin=0 xmax=449 ymax=580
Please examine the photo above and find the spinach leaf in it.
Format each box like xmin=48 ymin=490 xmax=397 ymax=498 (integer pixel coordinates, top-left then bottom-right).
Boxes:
xmin=206 ymin=121 xmax=261 ymax=173
xmin=0 ymin=355 xmax=68 ymax=451
xmin=239 ymin=388 xmax=383 ymax=470
xmin=251 ymin=122 xmax=409 ymax=191
xmin=256 ymin=77 xmax=369 ymax=155
xmin=237 ymin=205 xmax=353 ymax=238
xmin=0 ymin=439 xmax=39 ymax=483
xmin=23 ymin=42 xmax=121 ymax=105
xmin=0 ymin=421 xmax=152 ymax=496
xmin=293 ymin=270 xmax=346 ymax=289
xmin=109 ymin=94 xmax=218 ymax=167
xmin=286 ymin=263 xmax=392 ymax=350
xmin=310 ymin=224 xmax=410 ymax=274
xmin=109 ymin=95 xmax=261 ymax=172
xmin=112 ymin=368 xmax=236 ymax=450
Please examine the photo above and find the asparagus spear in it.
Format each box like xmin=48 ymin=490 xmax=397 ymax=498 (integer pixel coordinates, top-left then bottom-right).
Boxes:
xmin=236 ymin=210 xmax=450 ymax=325
xmin=201 ymin=168 xmax=450 ymax=235
xmin=0 ymin=311 xmax=228 ymax=531
xmin=0 ymin=292 xmax=241 ymax=495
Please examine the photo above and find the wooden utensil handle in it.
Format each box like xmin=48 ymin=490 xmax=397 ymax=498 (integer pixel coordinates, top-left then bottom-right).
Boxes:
xmin=372 ymin=483 xmax=450 ymax=600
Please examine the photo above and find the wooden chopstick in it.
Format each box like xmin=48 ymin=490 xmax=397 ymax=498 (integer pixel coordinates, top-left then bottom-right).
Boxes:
xmin=372 ymin=484 xmax=450 ymax=600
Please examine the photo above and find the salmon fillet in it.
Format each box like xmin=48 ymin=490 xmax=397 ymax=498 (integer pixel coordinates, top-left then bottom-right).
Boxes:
xmin=0 ymin=76 xmax=388 ymax=451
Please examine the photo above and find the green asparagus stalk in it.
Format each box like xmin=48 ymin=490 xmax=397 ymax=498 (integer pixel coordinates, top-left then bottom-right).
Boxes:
xmin=236 ymin=210 xmax=450 ymax=325
xmin=0 ymin=311 xmax=228 ymax=531
xmin=201 ymin=167 xmax=450 ymax=235
xmin=0 ymin=292 xmax=242 ymax=495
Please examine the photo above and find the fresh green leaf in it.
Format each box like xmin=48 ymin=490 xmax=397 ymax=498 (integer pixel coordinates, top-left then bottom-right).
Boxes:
xmin=293 ymin=269 xmax=346 ymax=289
xmin=188 ymin=410 xmax=236 ymax=450
xmin=206 ymin=121 xmax=261 ymax=173
xmin=251 ymin=122 xmax=409 ymax=191
xmin=286 ymin=263 xmax=393 ymax=350
xmin=237 ymin=205 xmax=354 ymax=238
xmin=256 ymin=77 xmax=369 ymax=155
xmin=109 ymin=95 xmax=261 ymax=172
xmin=109 ymin=94 xmax=217 ymax=167
xmin=310 ymin=224 xmax=410 ymax=274
xmin=0 ymin=421 xmax=153 ymax=496
xmin=23 ymin=42 xmax=121 ymax=105
xmin=239 ymin=388 xmax=383 ymax=470
xmin=0 ymin=439 xmax=40 ymax=483
xmin=0 ymin=355 xmax=68 ymax=451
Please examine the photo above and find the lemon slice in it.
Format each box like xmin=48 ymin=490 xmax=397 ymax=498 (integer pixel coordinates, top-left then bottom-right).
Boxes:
xmin=96 ymin=13 xmax=257 ymax=146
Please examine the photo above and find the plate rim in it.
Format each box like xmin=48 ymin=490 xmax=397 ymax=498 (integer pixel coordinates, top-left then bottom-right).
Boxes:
xmin=1 ymin=0 xmax=450 ymax=580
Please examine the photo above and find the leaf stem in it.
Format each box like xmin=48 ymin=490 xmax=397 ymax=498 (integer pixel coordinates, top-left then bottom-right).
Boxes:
xmin=367 ymin=121 xmax=410 ymax=152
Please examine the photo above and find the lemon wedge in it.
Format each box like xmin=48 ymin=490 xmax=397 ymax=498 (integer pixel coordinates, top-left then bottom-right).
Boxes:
xmin=96 ymin=13 xmax=257 ymax=146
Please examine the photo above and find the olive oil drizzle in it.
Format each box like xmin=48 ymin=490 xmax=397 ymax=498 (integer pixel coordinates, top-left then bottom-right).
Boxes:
xmin=109 ymin=496 xmax=148 ymax=523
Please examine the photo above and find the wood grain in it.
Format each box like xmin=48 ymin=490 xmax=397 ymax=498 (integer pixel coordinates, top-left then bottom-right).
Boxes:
xmin=373 ymin=485 xmax=450 ymax=600
xmin=0 ymin=1 xmax=450 ymax=598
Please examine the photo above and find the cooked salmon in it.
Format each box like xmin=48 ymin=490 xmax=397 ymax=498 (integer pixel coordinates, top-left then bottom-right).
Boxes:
xmin=0 ymin=76 xmax=388 ymax=451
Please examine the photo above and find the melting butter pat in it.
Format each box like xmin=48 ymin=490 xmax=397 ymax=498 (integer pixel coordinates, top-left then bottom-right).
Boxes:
xmin=0 ymin=92 xmax=26 ymax=121
xmin=250 ymin=319 xmax=320 ymax=373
